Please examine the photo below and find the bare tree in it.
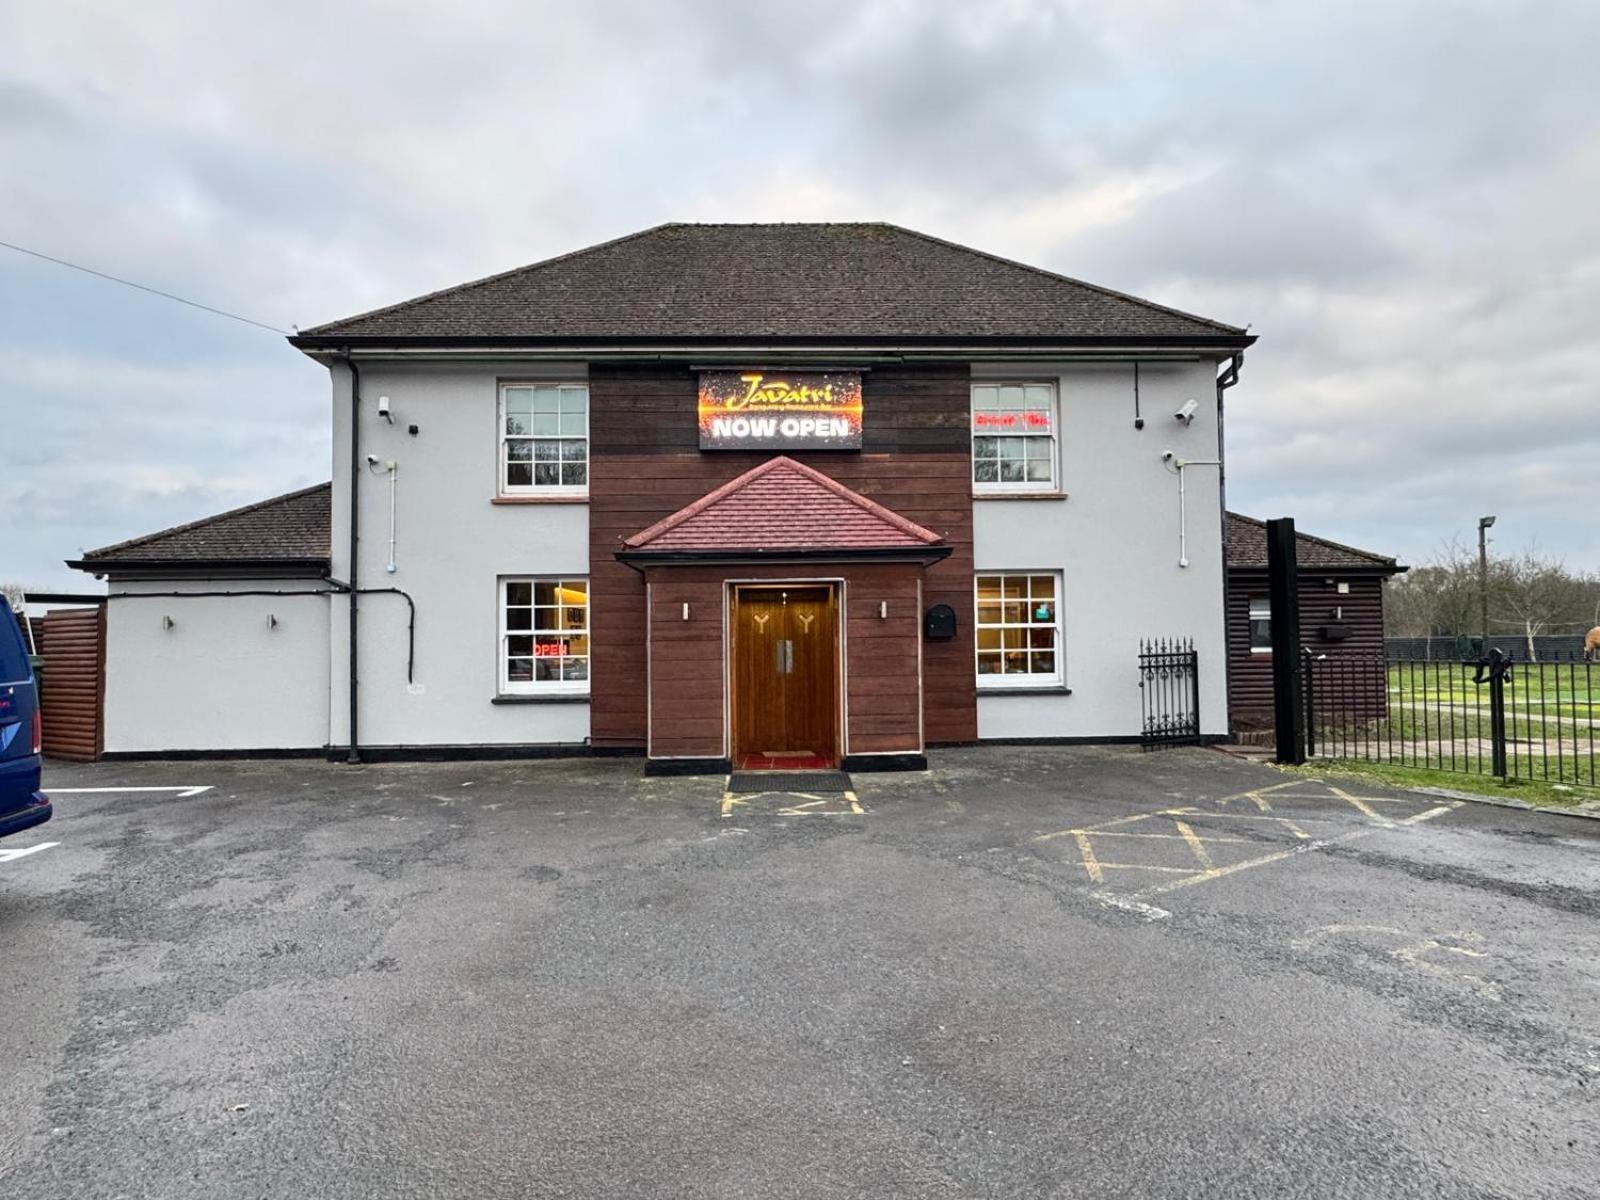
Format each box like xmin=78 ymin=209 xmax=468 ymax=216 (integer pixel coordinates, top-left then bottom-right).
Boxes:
xmin=1491 ymin=548 xmax=1595 ymax=661
xmin=1387 ymin=541 xmax=1600 ymax=658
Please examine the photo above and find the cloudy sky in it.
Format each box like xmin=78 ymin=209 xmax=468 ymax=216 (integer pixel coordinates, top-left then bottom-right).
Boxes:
xmin=4 ymin=0 xmax=1597 ymax=591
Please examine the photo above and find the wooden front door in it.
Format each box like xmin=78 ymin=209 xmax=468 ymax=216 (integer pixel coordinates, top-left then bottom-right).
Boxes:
xmin=732 ymin=585 xmax=839 ymax=768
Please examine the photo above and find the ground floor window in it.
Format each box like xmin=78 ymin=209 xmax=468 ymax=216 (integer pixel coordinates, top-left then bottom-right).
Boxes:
xmin=1249 ymin=597 xmax=1272 ymax=652
xmin=975 ymin=573 xmax=1063 ymax=687
xmin=500 ymin=577 xmax=589 ymax=694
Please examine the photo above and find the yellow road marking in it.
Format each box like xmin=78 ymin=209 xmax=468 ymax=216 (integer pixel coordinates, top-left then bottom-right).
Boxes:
xmin=1217 ymin=780 xmax=1300 ymax=806
xmin=1171 ymin=820 xmax=1214 ymax=868
xmin=1328 ymin=785 xmax=1395 ymax=826
xmin=1034 ymin=808 xmax=1186 ymax=843
xmin=1401 ymin=803 xmax=1460 ymax=825
xmin=1072 ymin=831 xmax=1103 ymax=883
xmin=1178 ymin=811 xmax=1312 ymax=839
xmin=1095 ymin=862 xmax=1199 ymax=874
xmin=1131 ymin=839 xmax=1333 ymax=898
xmin=1084 ymin=830 xmax=1249 ymax=843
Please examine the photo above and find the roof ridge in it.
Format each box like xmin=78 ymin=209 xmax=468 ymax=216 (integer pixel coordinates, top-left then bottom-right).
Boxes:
xmin=295 ymin=224 xmax=679 ymax=338
xmin=1227 ymin=511 xmax=1397 ymax=567
xmin=884 ymin=224 xmax=1247 ymax=336
xmin=79 ymin=481 xmax=331 ymax=561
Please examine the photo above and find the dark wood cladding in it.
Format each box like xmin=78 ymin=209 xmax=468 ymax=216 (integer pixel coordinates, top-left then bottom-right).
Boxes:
xmin=37 ymin=606 xmax=105 ymax=761
xmin=590 ymin=364 xmax=975 ymax=751
xmin=1226 ymin=570 xmax=1388 ymax=730
xmin=642 ymin=564 xmax=924 ymax=758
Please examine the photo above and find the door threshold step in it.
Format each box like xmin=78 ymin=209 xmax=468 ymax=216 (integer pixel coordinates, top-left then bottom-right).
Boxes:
xmin=728 ymin=770 xmax=853 ymax=794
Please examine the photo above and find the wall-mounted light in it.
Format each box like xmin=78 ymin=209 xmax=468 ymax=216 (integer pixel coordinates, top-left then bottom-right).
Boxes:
xmin=162 ymin=615 xmax=175 ymax=631
xmin=681 ymin=602 xmax=690 ymax=621
xmin=879 ymin=600 xmax=888 ymax=619
xmin=268 ymin=613 xmax=279 ymax=629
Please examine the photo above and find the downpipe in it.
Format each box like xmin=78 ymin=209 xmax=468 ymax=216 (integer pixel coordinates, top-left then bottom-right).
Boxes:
xmin=345 ymin=353 xmax=361 ymax=763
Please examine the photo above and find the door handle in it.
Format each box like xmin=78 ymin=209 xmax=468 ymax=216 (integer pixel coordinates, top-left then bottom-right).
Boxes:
xmin=775 ymin=640 xmax=794 ymax=675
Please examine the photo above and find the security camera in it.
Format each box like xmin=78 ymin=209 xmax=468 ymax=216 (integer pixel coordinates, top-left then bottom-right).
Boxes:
xmin=1173 ymin=399 xmax=1199 ymax=425
xmin=1161 ymin=451 xmax=1176 ymax=463
xmin=365 ymin=453 xmax=381 ymax=466
xmin=377 ymin=395 xmax=393 ymax=423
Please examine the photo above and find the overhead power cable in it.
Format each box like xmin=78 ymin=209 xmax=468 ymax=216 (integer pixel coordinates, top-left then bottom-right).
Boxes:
xmin=0 ymin=238 xmax=290 ymax=335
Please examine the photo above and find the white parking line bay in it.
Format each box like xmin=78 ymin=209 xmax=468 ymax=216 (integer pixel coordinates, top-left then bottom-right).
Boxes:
xmin=0 ymin=842 xmax=59 ymax=862
xmin=48 ymin=786 xmax=214 ymax=799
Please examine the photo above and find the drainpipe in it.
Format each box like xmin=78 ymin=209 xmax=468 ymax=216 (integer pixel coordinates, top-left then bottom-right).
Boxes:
xmin=1215 ymin=351 xmax=1243 ymax=570
xmin=345 ymin=353 xmax=361 ymax=764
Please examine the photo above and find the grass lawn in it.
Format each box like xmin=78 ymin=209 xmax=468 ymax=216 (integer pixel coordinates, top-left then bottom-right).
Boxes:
xmin=1280 ymin=758 xmax=1600 ymax=811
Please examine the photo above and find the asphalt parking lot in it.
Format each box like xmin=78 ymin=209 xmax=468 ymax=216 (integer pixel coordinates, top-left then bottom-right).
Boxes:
xmin=2 ymin=746 xmax=1598 ymax=1199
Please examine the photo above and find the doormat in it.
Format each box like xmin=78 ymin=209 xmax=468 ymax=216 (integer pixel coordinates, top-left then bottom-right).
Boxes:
xmin=728 ymin=771 xmax=853 ymax=794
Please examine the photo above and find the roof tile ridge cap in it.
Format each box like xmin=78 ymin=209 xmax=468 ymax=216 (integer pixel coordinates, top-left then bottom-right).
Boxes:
xmin=297 ymin=224 xmax=681 ymax=336
xmin=884 ymin=223 xmax=1248 ymax=336
xmin=772 ymin=457 xmax=943 ymax=545
xmin=80 ymin=481 xmax=333 ymax=560
xmin=622 ymin=456 xmax=793 ymax=548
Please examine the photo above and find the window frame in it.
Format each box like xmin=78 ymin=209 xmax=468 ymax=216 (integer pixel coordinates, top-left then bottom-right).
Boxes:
xmin=498 ymin=576 xmax=591 ymax=696
xmin=1248 ymin=597 xmax=1273 ymax=654
xmin=973 ymin=571 xmax=1066 ymax=689
xmin=498 ymin=381 xmax=590 ymax=497
xmin=970 ymin=380 xmax=1061 ymax=495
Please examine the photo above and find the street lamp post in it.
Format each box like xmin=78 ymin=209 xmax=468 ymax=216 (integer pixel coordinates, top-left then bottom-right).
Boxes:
xmin=1478 ymin=515 xmax=1496 ymax=654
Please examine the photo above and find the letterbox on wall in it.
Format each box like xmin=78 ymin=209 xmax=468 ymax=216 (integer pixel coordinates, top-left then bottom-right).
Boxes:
xmin=923 ymin=604 xmax=957 ymax=641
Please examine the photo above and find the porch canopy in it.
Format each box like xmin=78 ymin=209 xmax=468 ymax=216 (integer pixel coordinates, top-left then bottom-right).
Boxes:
xmin=616 ymin=455 xmax=949 ymax=566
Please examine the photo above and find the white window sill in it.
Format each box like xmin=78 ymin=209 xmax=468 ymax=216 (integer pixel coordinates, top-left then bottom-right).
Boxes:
xmin=972 ymin=490 xmax=1068 ymax=501
xmin=492 ymin=693 xmax=591 ymax=705
xmin=492 ymin=494 xmax=590 ymax=505
xmin=977 ymin=683 xmax=1071 ymax=695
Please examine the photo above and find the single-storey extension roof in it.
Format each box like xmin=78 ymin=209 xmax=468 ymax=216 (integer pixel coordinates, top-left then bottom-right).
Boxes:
xmin=291 ymin=222 xmax=1253 ymax=348
xmin=1225 ymin=512 xmax=1403 ymax=573
xmin=71 ymin=483 xmax=332 ymax=573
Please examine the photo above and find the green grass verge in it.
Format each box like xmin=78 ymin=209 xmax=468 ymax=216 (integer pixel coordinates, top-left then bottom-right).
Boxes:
xmin=1278 ymin=759 xmax=1599 ymax=811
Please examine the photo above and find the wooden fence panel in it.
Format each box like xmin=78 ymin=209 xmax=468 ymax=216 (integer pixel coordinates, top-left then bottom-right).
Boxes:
xmin=38 ymin=606 xmax=105 ymax=761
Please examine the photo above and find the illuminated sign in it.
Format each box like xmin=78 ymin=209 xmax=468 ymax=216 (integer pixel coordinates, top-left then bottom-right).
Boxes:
xmin=973 ymin=411 xmax=1052 ymax=431
xmin=698 ymin=371 xmax=863 ymax=450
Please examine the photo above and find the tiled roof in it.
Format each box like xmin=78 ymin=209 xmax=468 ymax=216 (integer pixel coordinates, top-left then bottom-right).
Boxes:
xmin=623 ymin=457 xmax=943 ymax=556
xmin=1226 ymin=512 xmax=1402 ymax=572
xmin=295 ymin=223 xmax=1250 ymax=345
xmin=73 ymin=483 xmax=332 ymax=569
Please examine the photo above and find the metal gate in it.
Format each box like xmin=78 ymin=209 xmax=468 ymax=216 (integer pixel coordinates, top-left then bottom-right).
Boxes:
xmin=1139 ymin=637 xmax=1200 ymax=749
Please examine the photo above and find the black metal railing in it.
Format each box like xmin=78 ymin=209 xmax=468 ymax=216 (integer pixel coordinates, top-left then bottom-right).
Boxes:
xmin=1304 ymin=649 xmax=1598 ymax=786
xmin=1139 ymin=638 xmax=1200 ymax=749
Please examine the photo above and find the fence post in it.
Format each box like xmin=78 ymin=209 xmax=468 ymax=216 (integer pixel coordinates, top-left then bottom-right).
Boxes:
xmin=1189 ymin=640 xmax=1201 ymax=740
xmin=1302 ymin=650 xmax=1316 ymax=757
xmin=1488 ymin=648 xmax=1508 ymax=778
xmin=1267 ymin=518 xmax=1306 ymax=764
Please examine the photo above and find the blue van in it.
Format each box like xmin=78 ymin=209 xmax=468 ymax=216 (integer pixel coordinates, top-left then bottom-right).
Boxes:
xmin=0 ymin=605 xmax=51 ymax=839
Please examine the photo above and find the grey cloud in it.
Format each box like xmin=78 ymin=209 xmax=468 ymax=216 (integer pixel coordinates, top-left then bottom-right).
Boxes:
xmin=2 ymin=0 xmax=1598 ymax=590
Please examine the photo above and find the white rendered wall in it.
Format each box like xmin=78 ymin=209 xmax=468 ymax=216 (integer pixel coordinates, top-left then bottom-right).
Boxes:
xmin=328 ymin=361 xmax=591 ymax=749
xmin=104 ymin=579 xmax=331 ymax=752
xmin=974 ymin=361 xmax=1231 ymax=740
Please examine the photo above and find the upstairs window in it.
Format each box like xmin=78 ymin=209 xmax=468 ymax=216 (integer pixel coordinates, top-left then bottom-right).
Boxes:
xmin=971 ymin=382 xmax=1058 ymax=493
xmin=1249 ymin=598 xmax=1273 ymax=653
xmin=501 ymin=577 xmax=590 ymax=694
xmin=501 ymin=383 xmax=588 ymax=495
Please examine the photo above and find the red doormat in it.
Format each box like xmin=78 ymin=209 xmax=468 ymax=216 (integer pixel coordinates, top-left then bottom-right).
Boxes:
xmin=734 ymin=752 xmax=835 ymax=771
